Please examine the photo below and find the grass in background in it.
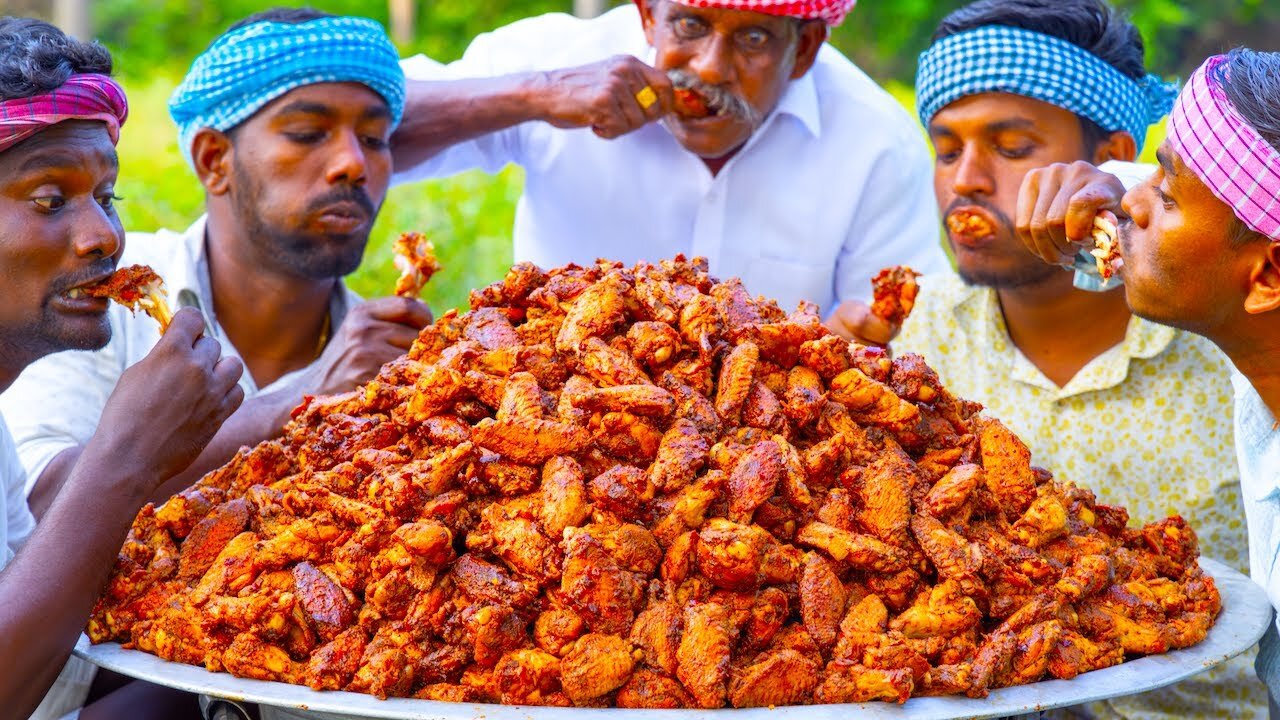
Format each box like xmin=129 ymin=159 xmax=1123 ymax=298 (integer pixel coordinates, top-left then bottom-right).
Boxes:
xmin=115 ymin=75 xmax=1165 ymax=314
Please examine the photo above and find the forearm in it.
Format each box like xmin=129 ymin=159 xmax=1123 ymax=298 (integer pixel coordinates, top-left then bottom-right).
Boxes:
xmin=0 ymin=455 xmax=147 ymax=715
xmin=28 ymin=447 xmax=81 ymax=521
xmin=30 ymin=385 xmax=303 ymax=513
xmin=391 ymin=74 xmax=546 ymax=171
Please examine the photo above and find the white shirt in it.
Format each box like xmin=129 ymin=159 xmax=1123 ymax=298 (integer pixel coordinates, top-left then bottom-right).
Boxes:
xmin=0 ymin=416 xmax=35 ymax=568
xmin=3 ymin=419 xmax=89 ymax=720
xmin=395 ymin=6 xmax=949 ymax=314
xmin=0 ymin=216 xmax=360 ymax=490
xmin=1232 ymin=370 xmax=1280 ymax=695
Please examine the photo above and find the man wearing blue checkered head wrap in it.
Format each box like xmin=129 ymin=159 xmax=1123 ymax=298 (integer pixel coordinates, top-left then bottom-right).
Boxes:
xmin=0 ymin=8 xmax=435 ymax=593
xmin=830 ymin=5 xmax=1265 ymax=717
xmin=169 ymin=10 xmax=405 ymax=166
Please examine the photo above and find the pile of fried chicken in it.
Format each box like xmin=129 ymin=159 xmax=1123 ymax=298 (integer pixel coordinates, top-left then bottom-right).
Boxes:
xmin=88 ymin=256 xmax=1219 ymax=708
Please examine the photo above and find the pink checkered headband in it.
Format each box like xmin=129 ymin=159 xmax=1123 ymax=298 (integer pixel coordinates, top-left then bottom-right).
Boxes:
xmin=1168 ymin=55 xmax=1280 ymax=242
xmin=637 ymin=0 xmax=856 ymax=27
xmin=0 ymin=73 xmax=129 ymax=155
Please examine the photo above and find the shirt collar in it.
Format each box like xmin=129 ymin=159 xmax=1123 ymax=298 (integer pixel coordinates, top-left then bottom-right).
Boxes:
xmin=946 ymin=279 xmax=1179 ymax=398
xmin=771 ymin=64 xmax=821 ymax=139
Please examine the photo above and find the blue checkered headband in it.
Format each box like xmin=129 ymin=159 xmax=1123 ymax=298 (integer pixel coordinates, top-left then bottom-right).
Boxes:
xmin=916 ymin=25 xmax=1179 ymax=152
xmin=169 ymin=16 xmax=405 ymax=163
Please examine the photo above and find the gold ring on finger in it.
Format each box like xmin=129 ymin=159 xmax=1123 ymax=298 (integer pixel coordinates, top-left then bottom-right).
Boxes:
xmin=634 ymin=85 xmax=658 ymax=110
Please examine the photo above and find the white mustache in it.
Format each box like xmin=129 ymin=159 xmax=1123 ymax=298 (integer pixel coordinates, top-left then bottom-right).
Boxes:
xmin=665 ymin=68 xmax=759 ymax=126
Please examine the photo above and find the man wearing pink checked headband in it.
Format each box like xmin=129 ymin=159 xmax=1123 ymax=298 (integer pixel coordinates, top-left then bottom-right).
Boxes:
xmin=1018 ymin=47 xmax=1280 ymax=708
xmin=0 ymin=17 xmax=243 ymax=720
xmin=393 ymin=0 xmax=947 ymax=320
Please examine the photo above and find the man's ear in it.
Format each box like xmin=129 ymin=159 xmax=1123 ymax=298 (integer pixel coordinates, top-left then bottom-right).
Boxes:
xmin=1093 ymin=130 xmax=1138 ymax=164
xmin=1243 ymin=242 xmax=1280 ymax=315
xmin=789 ymin=20 xmax=827 ymax=80
xmin=191 ymin=128 xmax=233 ymax=196
xmin=637 ymin=0 xmax=657 ymax=46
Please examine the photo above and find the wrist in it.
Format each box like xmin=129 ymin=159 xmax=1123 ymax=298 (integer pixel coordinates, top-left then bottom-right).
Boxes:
xmin=73 ymin=435 xmax=151 ymax=503
xmin=517 ymin=71 xmax=554 ymax=123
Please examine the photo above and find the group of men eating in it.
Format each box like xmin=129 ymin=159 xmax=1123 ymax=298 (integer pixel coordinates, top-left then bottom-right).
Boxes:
xmin=0 ymin=0 xmax=1275 ymax=718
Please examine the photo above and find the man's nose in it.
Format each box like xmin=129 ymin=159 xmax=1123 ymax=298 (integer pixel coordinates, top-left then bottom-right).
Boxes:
xmin=952 ymin=146 xmax=995 ymax=197
xmin=1121 ymin=185 xmax=1148 ymax=228
xmin=687 ymin=34 xmax=734 ymax=87
xmin=72 ymin=200 xmax=122 ymax=260
xmin=326 ymin=129 xmax=369 ymax=186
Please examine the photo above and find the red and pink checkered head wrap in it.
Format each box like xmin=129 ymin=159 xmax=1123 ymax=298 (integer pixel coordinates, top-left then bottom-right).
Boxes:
xmin=0 ymin=73 xmax=129 ymax=155
xmin=1168 ymin=55 xmax=1280 ymax=242
xmin=647 ymin=0 xmax=856 ymax=26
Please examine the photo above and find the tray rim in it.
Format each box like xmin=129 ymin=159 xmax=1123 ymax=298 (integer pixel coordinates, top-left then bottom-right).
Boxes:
xmin=74 ymin=556 xmax=1273 ymax=720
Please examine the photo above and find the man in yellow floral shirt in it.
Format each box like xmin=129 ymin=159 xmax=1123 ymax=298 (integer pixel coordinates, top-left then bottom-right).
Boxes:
xmin=828 ymin=0 xmax=1262 ymax=717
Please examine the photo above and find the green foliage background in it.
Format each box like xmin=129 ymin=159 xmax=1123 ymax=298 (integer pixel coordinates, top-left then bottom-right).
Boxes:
xmin=73 ymin=1 xmax=1276 ymax=312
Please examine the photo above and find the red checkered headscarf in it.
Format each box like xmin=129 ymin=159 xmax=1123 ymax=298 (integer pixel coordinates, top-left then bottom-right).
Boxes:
xmin=648 ymin=0 xmax=856 ymax=26
xmin=0 ymin=73 xmax=129 ymax=154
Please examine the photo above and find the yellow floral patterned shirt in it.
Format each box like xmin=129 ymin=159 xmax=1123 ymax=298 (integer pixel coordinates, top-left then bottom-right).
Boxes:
xmin=895 ymin=272 xmax=1265 ymax=719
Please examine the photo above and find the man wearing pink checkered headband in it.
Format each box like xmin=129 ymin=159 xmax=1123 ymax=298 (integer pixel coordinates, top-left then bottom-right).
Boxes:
xmin=1016 ymin=47 xmax=1280 ymax=706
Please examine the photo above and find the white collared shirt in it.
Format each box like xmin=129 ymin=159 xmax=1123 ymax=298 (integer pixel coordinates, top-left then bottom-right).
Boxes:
xmin=395 ymin=5 xmax=949 ymax=315
xmin=1232 ymin=370 xmax=1280 ymax=696
xmin=0 ymin=416 xmax=34 ymax=567
xmin=0 ymin=216 xmax=360 ymax=491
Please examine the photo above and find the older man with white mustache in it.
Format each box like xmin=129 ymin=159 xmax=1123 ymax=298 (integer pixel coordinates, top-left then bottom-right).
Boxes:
xmin=391 ymin=0 xmax=948 ymax=320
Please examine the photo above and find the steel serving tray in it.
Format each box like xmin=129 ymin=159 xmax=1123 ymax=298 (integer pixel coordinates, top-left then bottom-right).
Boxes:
xmin=75 ymin=557 xmax=1272 ymax=720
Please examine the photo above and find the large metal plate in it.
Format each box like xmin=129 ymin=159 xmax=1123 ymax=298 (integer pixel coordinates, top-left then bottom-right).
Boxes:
xmin=75 ymin=557 xmax=1272 ymax=720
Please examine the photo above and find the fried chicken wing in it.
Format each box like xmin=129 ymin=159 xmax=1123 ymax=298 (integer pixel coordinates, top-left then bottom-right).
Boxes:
xmin=677 ymin=602 xmax=735 ymax=708
xmin=561 ymin=633 xmax=635 ymax=704
xmin=800 ymin=551 xmax=847 ymax=650
xmin=829 ymin=368 xmax=920 ymax=430
xmin=85 ymin=264 xmax=173 ymax=332
xmin=472 ymin=416 xmax=590 ymax=465
xmin=392 ymin=232 xmax=441 ymax=299
xmin=729 ymin=648 xmax=820 ymax=707
xmin=726 ymin=439 xmax=784 ymax=523
xmin=556 ymin=273 xmax=629 ymax=353
xmin=870 ymin=266 xmax=920 ymax=326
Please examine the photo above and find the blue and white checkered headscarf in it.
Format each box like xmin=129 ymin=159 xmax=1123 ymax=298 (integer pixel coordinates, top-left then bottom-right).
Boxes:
xmin=169 ymin=16 xmax=405 ymax=164
xmin=915 ymin=25 xmax=1178 ymax=153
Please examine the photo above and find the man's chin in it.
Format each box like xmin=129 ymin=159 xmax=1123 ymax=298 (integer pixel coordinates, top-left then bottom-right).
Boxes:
xmin=37 ymin=315 xmax=112 ymax=355
xmin=667 ymin=117 xmax=750 ymax=160
xmin=277 ymin=235 xmax=367 ymax=280
xmin=956 ymin=261 xmax=1060 ymax=290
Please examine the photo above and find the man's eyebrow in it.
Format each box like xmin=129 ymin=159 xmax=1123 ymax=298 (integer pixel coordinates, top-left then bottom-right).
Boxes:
xmin=362 ymin=103 xmax=391 ymax=121
xmin=1156 ymin=147 xmax=1176 ymax=176
xmin=18 ymin=149 xmax=117 ymax=174
xmin=985 ymin=118 xmax=1036 ymax=133
xmin=273 ymin=100 xmax=336 ymax=118
xmin=927 ymin=123 xmax=956 ymax=138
